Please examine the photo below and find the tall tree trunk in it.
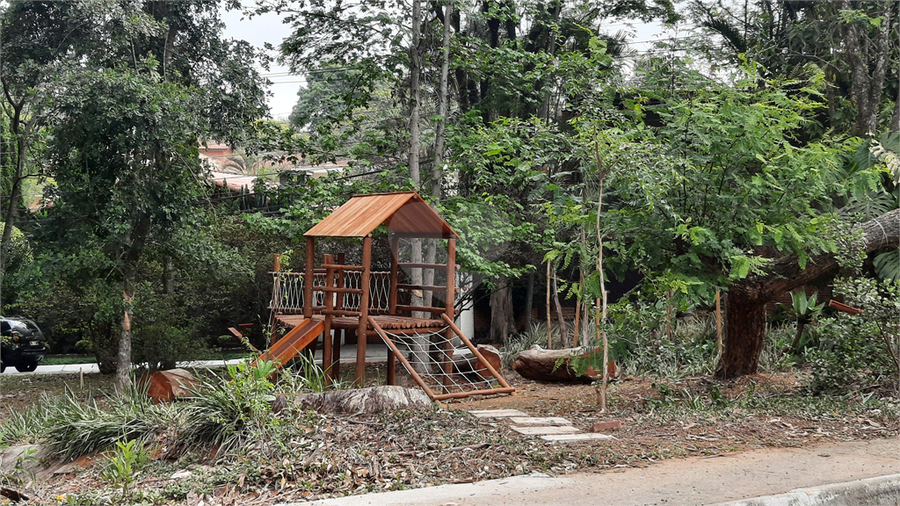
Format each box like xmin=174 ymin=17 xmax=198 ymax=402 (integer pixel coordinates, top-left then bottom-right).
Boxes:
xmin=407 ymin=0 xmax=430 ymax=374
xmin=715 ymin=207 xmax=900 ymax=378
xmin=715 ymin=288 xmax=766 ymax=378
xmin=423 ymin=0 xmax=452 ymax=312
xmin=116 ymin=270 xmax=136 ymax=392
xmin=1 ymin=101 xmax=28 ymax=251
xmin=115 ymin=217 xmax=150 ymax=392
xmin=840 ymin=0 xmax=894 ymax=136
xmin=489 ymin=276 xmax=515 ymax=346
xmin=524 ymin=269 xmax=535 ymax=331
xmin=551 ymin=264 xmax=568 ymax=347
xmin=164 ymin=256 xmax=175 ymax=294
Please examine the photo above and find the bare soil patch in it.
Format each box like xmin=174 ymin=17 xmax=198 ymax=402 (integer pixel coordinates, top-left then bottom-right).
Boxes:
xmin=2 ymin=366 xmax=898 ymax=505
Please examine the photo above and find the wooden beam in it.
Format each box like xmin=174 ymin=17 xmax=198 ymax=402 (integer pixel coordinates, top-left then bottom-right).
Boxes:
xmin=303 ymin=237 xmax=315 ymax=319
xmin=389 ymin=235 xmax=400 ymax=315
xmin=356 ymin=235 xmax=373 ymax=386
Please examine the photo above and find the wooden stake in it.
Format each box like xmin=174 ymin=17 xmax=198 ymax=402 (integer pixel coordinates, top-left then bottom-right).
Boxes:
xmin=715 ymin=290 xmax=723 ymax=358
xmin=666 ymin=290 xmax=674 ymax=341
xmin=546 ymin=261 xmax=552 ymax=349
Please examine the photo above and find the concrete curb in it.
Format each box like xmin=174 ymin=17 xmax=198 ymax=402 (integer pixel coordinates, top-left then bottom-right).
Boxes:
xmin=710 ymin=473 xmax=900 ymax=506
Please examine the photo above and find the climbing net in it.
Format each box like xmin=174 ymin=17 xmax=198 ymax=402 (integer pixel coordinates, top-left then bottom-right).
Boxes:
xmin=371 ymin=323 xmax=513 ymax=400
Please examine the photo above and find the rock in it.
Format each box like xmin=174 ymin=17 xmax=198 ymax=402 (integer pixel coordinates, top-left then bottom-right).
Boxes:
xmin=290 ymin=386 xmax=433 ymax=414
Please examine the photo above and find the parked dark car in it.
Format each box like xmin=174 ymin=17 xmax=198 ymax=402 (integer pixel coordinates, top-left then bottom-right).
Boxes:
xmin=1 ymin=316 xmax=48 ymax=372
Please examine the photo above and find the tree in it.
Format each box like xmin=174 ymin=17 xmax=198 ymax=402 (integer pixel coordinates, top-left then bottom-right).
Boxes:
xmin=583 ymin=59 xmax=898 ymax=378
xmin=691 ymin=0 xmax=899 ymax=136
xmin=49 ymin=69 xmax=206 ymax=389
xmin=43 ymin=0 xmax=266 ymax=390
xmin=0 ymin=1 xmax=92 ymax=259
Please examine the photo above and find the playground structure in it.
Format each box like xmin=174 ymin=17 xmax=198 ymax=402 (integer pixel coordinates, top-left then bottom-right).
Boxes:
xmin=259 ymin=191 xmax=513 ymax=401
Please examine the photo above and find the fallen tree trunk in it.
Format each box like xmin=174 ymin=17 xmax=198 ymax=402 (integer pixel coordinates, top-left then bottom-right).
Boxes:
xmin=717 ymin=207 xmax=900 ymax=379
xmin=512 ymin=345 xmax=602 ymax=383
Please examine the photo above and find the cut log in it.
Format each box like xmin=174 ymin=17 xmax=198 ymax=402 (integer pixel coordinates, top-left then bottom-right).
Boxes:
xmin=512 ymin=345 xmax=610 ymax=383
xmin=288 ymin=386 xmax=432 ymax=414
xmin=140 ymin=369 xmax=199 ymax=403
xmin=451 ymin=345 xmax=502 ymax=377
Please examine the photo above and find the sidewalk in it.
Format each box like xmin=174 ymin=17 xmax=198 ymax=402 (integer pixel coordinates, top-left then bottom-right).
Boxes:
xmin=287 ymin=437 xmax=900 ymax=506
xmin=14 ymin=343 xmax=391 ymax=376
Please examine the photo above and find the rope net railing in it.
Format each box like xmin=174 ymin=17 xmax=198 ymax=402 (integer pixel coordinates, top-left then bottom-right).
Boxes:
xmin=269 ymin=271 xmax=392 ymax=320
xmin=370 ymin=318 xmax=515 ymax=401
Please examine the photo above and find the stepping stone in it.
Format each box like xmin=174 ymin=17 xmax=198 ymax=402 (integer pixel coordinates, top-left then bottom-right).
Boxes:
xmin=507 ymin=416 xmax=572 ymax=426
xmin=540 ymin=433 xmax=615 ymax=442
xmin=468 ymin=409 xmax=529 ymax=418
xmin=510 ymin=425 xmax=582 ymax=435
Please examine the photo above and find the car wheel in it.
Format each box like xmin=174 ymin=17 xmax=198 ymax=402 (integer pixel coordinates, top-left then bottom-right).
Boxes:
xmin=15 ymin=361 xmax=37 ymax=373
xmin=0 ymin=362 xmax=5 ymax=373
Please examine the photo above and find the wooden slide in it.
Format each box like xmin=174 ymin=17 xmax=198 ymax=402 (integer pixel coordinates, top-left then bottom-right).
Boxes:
xmin=252 ymin=318 xmax=325 ymax=368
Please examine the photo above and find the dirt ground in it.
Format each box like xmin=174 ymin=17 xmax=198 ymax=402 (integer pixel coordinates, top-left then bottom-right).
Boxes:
xmin=448 ymin=372 xmax=900 ymax=455
xmin=2 ymin=366 xmax=899 ymax=505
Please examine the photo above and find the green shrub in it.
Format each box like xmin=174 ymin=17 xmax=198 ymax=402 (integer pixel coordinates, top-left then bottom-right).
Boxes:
xmin=599 ymin=300 xmax=718 ymax=377
xmin=502 ymin=322 xmax=552 ymax=368
xmin=805 ymin=278 xmax=900 ymax=394
xmin=179 ymin=361 xmax=279 ymax=454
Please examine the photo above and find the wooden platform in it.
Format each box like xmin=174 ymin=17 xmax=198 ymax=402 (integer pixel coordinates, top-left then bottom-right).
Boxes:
xmin=274 ymin=314 xmax=445 ymax=333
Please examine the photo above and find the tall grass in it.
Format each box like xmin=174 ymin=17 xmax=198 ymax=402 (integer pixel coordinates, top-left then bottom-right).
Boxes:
xmin=43 ymin=382 xmax=180 ymax=459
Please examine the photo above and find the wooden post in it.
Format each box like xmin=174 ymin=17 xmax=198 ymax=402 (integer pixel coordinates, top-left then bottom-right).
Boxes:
xmin=389 ymin=235 xmax=400 ymax=315
xmin=356 ymin=235 xmax=373 ymax=386
xmin=303 ymin=237 xmax=315 ymax=319
xmin=716 ymin=290 xmax=723 ymax=357
xmin=442 ymin=238 xmax=457 ymax=387
xmin=322 ymin=254 xmax=335 ymax=383
xmin=270 ymin=254 xmax=283 ymax=328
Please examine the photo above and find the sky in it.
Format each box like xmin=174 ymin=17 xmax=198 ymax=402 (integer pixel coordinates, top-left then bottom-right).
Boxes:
xmin=221 ymin=7 xmax=676 ymax=122
xmin=221 ymin=8 xmax=304 ymax=121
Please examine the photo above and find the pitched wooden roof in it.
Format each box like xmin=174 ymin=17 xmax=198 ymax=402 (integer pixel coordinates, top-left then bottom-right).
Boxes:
xmin=304 ymin=191 xmax=459 ymax=239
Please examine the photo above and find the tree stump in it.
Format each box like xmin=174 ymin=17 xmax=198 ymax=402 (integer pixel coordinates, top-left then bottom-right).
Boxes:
xmin=141 ymin=368 xmax=199 ymax=403
xmin=451 ymin=345 xmax=502 ymax=378
xmin=288 ymin=386 xmax=432 ymax=414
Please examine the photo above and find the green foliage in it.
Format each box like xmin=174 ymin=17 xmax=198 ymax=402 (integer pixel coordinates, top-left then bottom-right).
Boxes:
xmin=102 ymin=439 xmax=149 ymax=495
xmin=180 ymin=361 xmax=280 ymax=454
xmin=131 ymin=288 xmax=203 ymax=370
xmin=501 ymin=322 xmax=553 ymax=368
xmin=806 ymin=278 xmax=900 ymax=394
xmin=568 ymin=295 xmax=719 ymax=379
xmin=599 ymin=64 xmax=846 ymax=297
xmin=44 ymin=382 xmax=177 ymax=460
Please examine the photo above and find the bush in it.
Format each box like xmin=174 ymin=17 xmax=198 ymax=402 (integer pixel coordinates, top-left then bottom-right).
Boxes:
xmin=179 ymin=361 xmax=280 ymax=455
xmin=805 ymin=278 xmax=900 ymax=394
xmin=601 ymin=300 xmax=718 ymax=377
